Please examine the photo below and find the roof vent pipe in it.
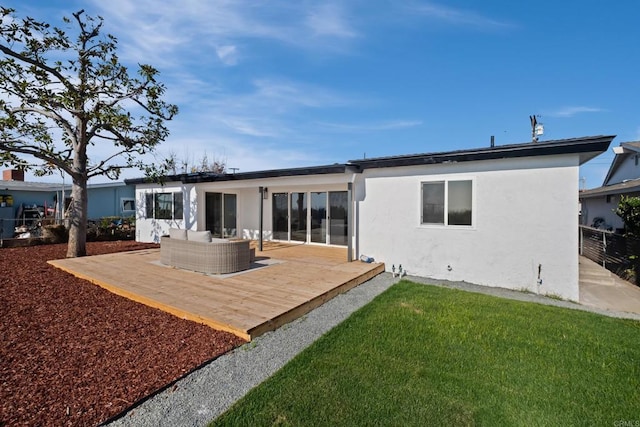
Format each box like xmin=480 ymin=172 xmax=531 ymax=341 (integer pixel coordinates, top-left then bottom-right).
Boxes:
xmin=490 ymin=135 xmax=495 ymax=148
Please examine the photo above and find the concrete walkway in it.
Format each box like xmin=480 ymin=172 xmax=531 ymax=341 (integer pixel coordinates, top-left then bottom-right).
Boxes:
xmin=579 ymin=255 xmax=640 ymax=316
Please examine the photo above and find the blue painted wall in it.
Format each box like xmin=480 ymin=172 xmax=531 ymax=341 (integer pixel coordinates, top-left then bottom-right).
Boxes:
xmin=86 ymin=184 xmax=135 ymax=219
xmin=0 ymin=189 xmax=57 ymax=216
xmin=0 ymin=183 xmax=135 ymax=221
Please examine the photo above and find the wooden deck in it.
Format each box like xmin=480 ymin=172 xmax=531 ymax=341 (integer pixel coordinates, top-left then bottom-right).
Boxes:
xmin=49 ymin=242 xmax=384 ymax=341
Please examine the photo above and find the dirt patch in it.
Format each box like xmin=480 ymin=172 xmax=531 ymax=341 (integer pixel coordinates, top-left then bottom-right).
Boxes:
xmin=1 ymin=241 xmax=246 ymax=426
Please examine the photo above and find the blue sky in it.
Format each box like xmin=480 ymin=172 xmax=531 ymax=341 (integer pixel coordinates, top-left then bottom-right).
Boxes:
xmin=4 ymin=1 xmax=639 ymax=188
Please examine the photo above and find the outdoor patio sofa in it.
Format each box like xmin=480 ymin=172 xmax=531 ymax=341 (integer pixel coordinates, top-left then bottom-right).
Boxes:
xmin=160 ymin=228 xmax=253 ymax=274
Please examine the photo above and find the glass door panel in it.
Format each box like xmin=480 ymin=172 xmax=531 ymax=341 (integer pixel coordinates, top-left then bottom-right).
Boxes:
xmin=223 ymin=194 xmax=237 ymax=237
xmin=310 ymin=192 xmax=327 ymax=243
xmin=272 ymin=193 xmax=288 ymax=240
xmin=329 ymin=191 xmax=348 ymax=246
xmin=290 ymin=192 xmax=307 ymax=242
xmin=205 ymin=192 xmax=222 ymax=237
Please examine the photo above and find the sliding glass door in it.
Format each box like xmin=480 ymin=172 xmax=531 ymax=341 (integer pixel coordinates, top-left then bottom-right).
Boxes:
xmin=310 ymin=192 xmax=327 ymax=243
xmin=272 ymin=193 xmax=288 ymax=240
xmin=223 ymin=194 xmax=237 ymax=237
xmin=329 ymin=191 xmax=348 ymax=246
xmin=290 ymin=192 xmax=307 ymax=242
xmin=271 ymin=190 xmax=348 ymax=246
xmin=205 ymin=192 xmax=237 ymax=238
xmin=205 ymin=192 xmax=222 ymax=237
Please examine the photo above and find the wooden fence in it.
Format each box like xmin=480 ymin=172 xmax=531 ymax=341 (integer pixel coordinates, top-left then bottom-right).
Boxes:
xmin=579 ymin=225 xmax=639 ymax=281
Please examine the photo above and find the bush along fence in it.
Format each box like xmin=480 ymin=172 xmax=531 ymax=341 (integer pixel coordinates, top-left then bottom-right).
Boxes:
xmin=0 ymin=216 xmax=135 ymax=247
xmin=579 ymin=225 xmax=640 ymax=286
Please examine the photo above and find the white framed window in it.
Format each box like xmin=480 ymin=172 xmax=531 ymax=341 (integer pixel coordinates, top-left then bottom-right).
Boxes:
xmin=144 ymin=192 xmax=183 ymax=220
xmin=121 ymin=198 xmax=135 ymax=214
xmin=421 ymin=179 xmax=474 ymax=227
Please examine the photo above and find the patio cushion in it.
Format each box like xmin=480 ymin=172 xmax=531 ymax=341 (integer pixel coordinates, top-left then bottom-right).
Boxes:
xmin=169 ymin=228 xmax=187 ymax=240
xmin=211 ymin=238 xmax=230 ymax=243
xmin=187 ymin=230 xmax=212 ymax=242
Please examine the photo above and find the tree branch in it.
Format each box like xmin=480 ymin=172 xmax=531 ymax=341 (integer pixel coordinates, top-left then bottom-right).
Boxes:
xmin=0 ymin=45 xmax=76 ymax=94
xmin=10 ymin=106 xmax=75 ymax=137
xmin=0 ymin=141 xmax=73 ymax=176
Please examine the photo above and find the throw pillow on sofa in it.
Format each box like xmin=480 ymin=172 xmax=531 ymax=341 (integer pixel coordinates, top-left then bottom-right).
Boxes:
xmin=187 ymin=230 xmax=212 ymax=242
xmin=169 ymin=228 xmax=187 ymax=240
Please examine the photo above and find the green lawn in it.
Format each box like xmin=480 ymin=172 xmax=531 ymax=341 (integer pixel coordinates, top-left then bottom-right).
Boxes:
xmin=211 ymin=280 xmax=640 ymax=426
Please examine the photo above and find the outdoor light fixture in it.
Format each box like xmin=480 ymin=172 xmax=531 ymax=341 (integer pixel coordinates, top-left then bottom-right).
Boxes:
xmin=263 ymin=187 xmax=268 ymax=199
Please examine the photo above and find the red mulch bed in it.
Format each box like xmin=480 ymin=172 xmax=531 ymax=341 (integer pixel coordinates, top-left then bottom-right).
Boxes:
xmin=1 ymin=241 xmax=246 ymax=426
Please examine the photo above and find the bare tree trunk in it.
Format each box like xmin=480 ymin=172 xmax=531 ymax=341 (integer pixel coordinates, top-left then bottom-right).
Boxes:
xmin=66 ymin=178 xmax=88 ymax=257
xmin=66 ymin=102 xmax=89 ymax=257
xmin=66 ymin=142 xmax=88 ymax=257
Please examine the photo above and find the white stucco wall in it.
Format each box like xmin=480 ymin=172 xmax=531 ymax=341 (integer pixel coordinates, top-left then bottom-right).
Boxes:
xmin=134 ymin=174 xmax=354 ymax=243
xmin=134 ymin=181 xmax=193 ymax=243
xmin=580 ymin=196 xmax=623 ymax=231
xmin=356 ymin=155 xmax=581 ymax=300
xmin=133 ymin=154 xmax=583 ymax=300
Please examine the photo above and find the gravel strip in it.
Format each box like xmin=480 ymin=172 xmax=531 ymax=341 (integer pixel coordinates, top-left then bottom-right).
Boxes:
xmin=105 ymin=273 xmax=400 ymax=427
xmin=105 ymin=273 xmax=640 ymax=427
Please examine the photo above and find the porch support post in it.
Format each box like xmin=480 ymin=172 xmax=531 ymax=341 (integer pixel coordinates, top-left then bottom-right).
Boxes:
xmin=258 ymin=186 xmax=264 ymax=251
xmin=347 ymin=182 xmax=353 ymax=262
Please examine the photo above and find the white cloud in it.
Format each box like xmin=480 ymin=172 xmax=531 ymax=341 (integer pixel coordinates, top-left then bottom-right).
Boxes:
xmin=215 ymin=45 xmax=238 ymax=66
xmin=547 ymin=106 xmax=604 ymax=118
xmin=184 ymin=78 xmax=357 ymax=139
xmin=87 ymin=0 xmax=360 ymax=67
xmin=250 ymin=78 xmax=353 ymax=109
xmin=411 ymin=2 xmax=515 ymax=30
xmin=305 ymin=4 xmax=358 ymax=38
xmin=317 ymin=120 xmax=423 ymax=132
xmin=61 ymin=1 xmax=416 ymax=178
xmin=142 ymin=76 xmax=362 ymax=176
xmin=217 ymin=116 xmax=281 ymax=138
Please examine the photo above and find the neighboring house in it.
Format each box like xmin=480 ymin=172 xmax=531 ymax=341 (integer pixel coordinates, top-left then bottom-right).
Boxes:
xmin=0 ymin=169 xmax=134 ymax=238
xmin=85 ymin=182 xmax=136 ymax=220
xmin=128 ymin=135 xmax=614 ymax=300
xmin=579 ymin=141 xmax=640 ymax=232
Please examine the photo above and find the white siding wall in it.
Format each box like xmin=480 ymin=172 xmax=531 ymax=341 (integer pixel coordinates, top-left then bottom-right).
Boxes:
xmin=607 ymin=154 xmax=640 ymax=185
xmin=357 ymin=155 xmax=581 ymax=300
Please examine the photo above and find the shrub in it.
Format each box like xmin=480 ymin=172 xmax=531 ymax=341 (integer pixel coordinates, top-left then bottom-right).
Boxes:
xmin=615 ymin=196 xmax=640 ymax=236
xmin=42 ymin=224 xmax=68 ymax=244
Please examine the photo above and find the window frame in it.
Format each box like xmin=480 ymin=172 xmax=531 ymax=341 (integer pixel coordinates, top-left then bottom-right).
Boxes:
xmin=144 ymin=191 xmax=184 ymax=220
xmin=420 ymin=178 xmax=475 ymax=228
xmin=121 ymin=198 xmax=135 ymax=215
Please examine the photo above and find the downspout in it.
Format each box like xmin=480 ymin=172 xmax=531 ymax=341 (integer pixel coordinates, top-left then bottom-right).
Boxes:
xmin=347 ymin=171 xmax=357 ymax=262
xmin=258 ymin=186 xmax=264 ymax=251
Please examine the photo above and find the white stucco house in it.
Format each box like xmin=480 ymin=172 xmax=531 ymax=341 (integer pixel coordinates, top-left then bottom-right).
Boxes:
xmin=127 ymin=135 xmax=614 ymax=300
xmin=580 ymin=141 xmax=640 ymax=232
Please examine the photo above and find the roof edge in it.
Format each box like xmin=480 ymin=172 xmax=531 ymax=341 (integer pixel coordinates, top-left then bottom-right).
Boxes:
xmin=349 ymin=135 xmax=615 ymax=169
xmin=603 ymin=141 xmax=640 ymax=186
xmin=125 ymin=135 xmax=615 ymax=185
xmin=125 ymin=164 xmax=358 ymax=185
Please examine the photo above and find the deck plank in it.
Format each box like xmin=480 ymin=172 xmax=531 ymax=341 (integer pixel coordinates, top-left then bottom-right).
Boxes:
xmin=49 ymin=242 xmax=384 ymax=340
